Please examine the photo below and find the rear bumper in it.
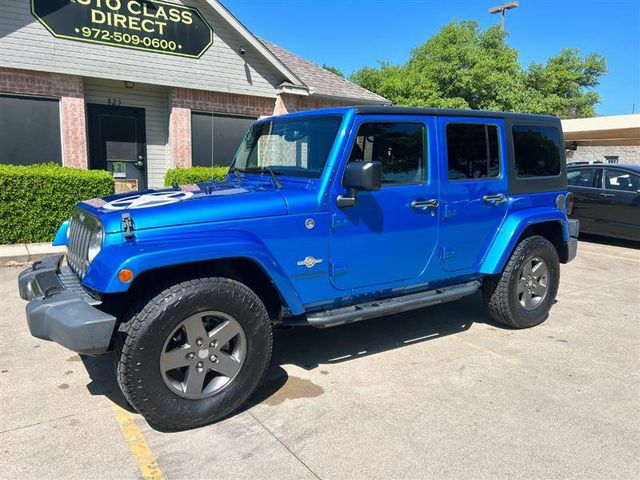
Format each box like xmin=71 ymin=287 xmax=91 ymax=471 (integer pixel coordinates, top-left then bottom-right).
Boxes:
xmin=18 ymin=255 xmax=116 ymax=355
xmin=560 ymin=219 xmax=580 ymax=263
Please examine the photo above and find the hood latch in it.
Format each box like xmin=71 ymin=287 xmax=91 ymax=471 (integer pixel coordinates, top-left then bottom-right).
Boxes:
xmin=122 ymin=213 xmax=135 ymax=239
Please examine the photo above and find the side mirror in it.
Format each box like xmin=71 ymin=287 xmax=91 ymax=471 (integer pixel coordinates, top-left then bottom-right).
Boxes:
xmin=336 ymin=161 xmax=382 ymax=208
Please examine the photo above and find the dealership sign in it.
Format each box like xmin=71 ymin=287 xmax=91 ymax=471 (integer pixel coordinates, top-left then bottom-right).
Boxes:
xmin=31 ymin=0 xmax=213 ymax=58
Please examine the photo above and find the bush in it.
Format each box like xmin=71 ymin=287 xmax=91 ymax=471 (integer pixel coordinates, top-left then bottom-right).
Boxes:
xmin=164 ymin=166 xmax=229 ymax=186
xmin=0 ymin=164 xmax=114 ymax=244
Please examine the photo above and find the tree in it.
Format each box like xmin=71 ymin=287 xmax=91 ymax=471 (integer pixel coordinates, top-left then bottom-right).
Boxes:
xmin=350 ymin=21 xmax=606 ymax=118
xmin=322 ymin=64 xmax=344 ymax=78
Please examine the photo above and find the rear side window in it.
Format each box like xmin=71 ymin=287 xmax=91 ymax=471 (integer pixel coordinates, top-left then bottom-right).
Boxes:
xmin=512 ymin=125 xmax=562 ymax=178
xmin=446 ymin=124 xmax=500 ymax=180
xmin=349 ymin=122 xmax=426 ymax=185
xmin=603 ymin=169 xmax=640 ymax=192
xmin=567 ymin=168 xmax=596 ymax=188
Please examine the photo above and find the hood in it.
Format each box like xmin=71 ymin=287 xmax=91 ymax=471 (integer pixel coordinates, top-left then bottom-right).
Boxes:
xmin=78 ymin=180 xmax=290 ymax=233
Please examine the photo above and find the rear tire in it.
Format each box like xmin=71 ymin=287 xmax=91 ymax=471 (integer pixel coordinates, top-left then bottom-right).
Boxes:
xmin=483 ymin=235 xmax=560 ymax=329
xmin=115 ymin=277 xmax=272 ymax=430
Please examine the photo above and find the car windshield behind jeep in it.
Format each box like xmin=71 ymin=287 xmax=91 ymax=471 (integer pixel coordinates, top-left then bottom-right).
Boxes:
xmin=233 ymin=115 xmax=343 ymax=179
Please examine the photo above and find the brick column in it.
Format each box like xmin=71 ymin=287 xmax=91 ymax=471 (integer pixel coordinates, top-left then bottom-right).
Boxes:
xmin=0 ymin=68 xmax=88 ymax=168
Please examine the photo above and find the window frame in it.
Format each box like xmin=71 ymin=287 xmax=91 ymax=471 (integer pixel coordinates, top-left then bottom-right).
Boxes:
xmin=504 ymin=118 xmax=567 ymax=195
xmin=444 ymin=121 xmax=503 ymax=183
xmin=601 ymin=168 xmax=640 ymax=192
xmin=512 ymin=124 xmax=563 ymax=180
xmin=347 ymin=120 xmax=429 ymax=187
xmin=567 ymin=167 xmax=599 ymax=189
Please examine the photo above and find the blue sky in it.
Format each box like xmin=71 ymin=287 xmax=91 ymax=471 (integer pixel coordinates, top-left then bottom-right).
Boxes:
xmin=223 ymin=0 xmax=640 ymax=116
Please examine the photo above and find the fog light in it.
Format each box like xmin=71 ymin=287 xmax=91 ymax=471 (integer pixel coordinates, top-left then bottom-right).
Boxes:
xmin=118 ymin=268 xmax=134 ymax=283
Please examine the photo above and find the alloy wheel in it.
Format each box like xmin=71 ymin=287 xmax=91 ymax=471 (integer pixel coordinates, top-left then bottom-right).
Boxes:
xmin=160 ymin=311 xmax=247 ymax=399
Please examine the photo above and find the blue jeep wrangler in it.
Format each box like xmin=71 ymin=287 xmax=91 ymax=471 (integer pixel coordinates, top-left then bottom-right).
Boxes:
xmin=19 ymin=106 xmax=578 ymax=429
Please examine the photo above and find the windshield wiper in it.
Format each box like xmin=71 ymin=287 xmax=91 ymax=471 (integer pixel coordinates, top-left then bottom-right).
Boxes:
xmin=245 ymin=167 xmax=283 ymax=189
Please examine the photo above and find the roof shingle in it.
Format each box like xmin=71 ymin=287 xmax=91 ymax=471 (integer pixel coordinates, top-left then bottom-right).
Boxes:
xmin=258 ymin=38 xmax=389 ymax=104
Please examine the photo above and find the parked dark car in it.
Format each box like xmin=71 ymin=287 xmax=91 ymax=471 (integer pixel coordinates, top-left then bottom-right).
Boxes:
xmin=568 ymin=164 xmax=640 ymax=242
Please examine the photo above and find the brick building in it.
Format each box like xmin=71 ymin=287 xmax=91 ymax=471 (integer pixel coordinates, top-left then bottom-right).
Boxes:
xmin=0 ymin=0 xmax=388 ymax=190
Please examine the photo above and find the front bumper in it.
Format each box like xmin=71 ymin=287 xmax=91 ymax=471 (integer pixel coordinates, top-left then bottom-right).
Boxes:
xmin=18 ymin=255 xmax=116 ymax=355
xmin=561 ymin=219 xmax=580 ymax=263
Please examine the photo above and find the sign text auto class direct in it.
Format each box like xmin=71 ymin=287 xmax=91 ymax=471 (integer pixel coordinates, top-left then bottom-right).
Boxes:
xmin=32 ymin=0 xmax=213 ymax=58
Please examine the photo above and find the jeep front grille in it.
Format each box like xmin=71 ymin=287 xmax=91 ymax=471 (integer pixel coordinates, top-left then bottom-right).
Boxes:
xmin=66 ymin=209 xmax=99 ymax=279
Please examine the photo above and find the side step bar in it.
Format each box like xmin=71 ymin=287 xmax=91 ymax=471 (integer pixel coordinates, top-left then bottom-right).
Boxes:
xmin=306 ymin=280 xmax=481 ymax=328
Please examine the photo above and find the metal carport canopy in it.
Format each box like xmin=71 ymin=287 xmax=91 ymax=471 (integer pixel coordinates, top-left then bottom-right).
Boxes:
xmin=562 ymin=114 xmax=640 ymax=146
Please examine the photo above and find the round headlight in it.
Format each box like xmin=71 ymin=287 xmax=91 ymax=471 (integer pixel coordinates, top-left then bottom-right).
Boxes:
xmin=87 ymin=225 xmax=104 ymax=263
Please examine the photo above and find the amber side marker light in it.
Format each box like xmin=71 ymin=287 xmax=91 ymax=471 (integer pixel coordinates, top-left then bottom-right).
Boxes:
xmin=118 ymin=268 xmax=134 ymax=283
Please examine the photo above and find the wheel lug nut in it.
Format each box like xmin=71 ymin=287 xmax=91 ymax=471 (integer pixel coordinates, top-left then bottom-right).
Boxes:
xmin=210 ymin=340 xmax=217 ymax=348
xmin=196 ymin=361 xmax=203 ymax=368
xmin=186 ymin=352 xmax=195 ymax=359
xmin=209 ymin=354 xmax=218 ymax=363
xmin=196 ymin=338 xmax=203 ymax=346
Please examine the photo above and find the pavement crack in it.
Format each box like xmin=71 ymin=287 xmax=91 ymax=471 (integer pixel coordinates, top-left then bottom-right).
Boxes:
xmin=0 ymin=414 xmax=76 ymax=434
xmin=247 ymin=411 xmax=322 ymax=480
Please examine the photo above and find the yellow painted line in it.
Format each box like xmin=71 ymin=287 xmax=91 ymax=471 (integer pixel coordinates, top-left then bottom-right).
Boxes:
xmin=110 ymin=403 xmax=165 ymax=480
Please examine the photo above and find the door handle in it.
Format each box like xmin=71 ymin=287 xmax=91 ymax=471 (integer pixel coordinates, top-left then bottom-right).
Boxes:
xmin=482 ymin=193 xmax=506 ymax=204
xmin=411 ymin=199 xmax=439 ymax=209
xmin=599 ymin=193 xmax=614 ymax=198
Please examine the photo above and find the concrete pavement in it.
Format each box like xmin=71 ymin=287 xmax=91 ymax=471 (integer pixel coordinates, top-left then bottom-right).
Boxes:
xmin=1 ymin=237 xmax=638 ymax=479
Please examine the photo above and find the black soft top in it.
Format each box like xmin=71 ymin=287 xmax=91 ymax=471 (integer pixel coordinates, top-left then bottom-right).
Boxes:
xmin=354 ymin=105 xmax=560 ymax=124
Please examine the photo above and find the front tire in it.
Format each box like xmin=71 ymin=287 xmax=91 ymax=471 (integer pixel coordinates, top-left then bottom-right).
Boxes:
xmin=115 ymin=277 xmax=272 ymax=430
xmin=483 ymin=235 xmax=560 ymax=329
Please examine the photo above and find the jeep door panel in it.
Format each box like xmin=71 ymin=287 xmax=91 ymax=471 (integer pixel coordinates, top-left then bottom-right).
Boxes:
xmin=437 ymin=117 xmax=509 ymax=272
xmin=329 ymin=116 xmax=439 ymax=290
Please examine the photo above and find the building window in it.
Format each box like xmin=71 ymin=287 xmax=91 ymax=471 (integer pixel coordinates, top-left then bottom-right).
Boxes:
xmin=349 ymin=122 xmax=426 ymax=185
xmin=605 ymin=156 xmax=619 ymax=164
xmin=512 ymin=125 xmax=562 ymax=178
xmin=0 ymin=94 xmax=62 ymax=166
xmin=446 ymin=123 xmax=500 ymax=180
xmin=191 ymin=112 xmax=256 ymax=167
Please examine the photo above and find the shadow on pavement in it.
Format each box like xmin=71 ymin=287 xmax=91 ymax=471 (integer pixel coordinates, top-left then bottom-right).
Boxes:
xmin=80 ymin=292 xmax=497 ymax=422
xmin=578 ymin=233 xmax=639 ymax=249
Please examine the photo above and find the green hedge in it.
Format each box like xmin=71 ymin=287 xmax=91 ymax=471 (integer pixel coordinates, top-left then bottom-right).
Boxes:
xmin=164 ymin=166 xmax=229 ymax=186
xmin=0 ymin=164 xmax=114 ymax=244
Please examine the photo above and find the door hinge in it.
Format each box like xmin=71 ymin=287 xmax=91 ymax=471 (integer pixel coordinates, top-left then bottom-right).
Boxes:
xmin=331 ymin=214 xmax=349 ymax=230
xmin=330 ymin=263 xmax=348 ymax=277
xmin=440 ymin=246 xmax=455 ymax=260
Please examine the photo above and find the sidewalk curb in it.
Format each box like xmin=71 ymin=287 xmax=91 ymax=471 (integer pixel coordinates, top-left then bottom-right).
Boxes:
xmin=0 ymin=243 xmax=65 ymax=266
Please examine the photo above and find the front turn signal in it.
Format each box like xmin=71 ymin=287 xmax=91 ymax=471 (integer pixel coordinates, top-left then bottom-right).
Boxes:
xmin=118 ymin=268 xmax=134 ymax=283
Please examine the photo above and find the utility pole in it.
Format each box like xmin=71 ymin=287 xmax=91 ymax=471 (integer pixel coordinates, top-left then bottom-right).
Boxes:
xmin=489 ymin=1 xmax=519 ymax=31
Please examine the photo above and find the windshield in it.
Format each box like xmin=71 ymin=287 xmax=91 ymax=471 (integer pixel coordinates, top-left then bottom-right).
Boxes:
xmin=232 ymin=115 xmax=343 ymax=179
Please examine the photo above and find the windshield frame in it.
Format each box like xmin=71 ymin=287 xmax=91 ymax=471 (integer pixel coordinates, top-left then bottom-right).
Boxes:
xmin=230 ymin=114 xmax=345 ymax=181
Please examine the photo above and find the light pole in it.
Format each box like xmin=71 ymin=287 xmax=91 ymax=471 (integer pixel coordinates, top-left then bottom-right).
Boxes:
xmin=489 ymin=1 xmax=519 ymax=31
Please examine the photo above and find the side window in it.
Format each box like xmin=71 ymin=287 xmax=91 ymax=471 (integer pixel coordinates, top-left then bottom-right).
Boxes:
xmin=349 ymin=122 xmax=426 ymax=185
xmin=603 ymin=169 xmax=640 ymax=192
xmin=446 ymin=123 xmax=500 ymax=180
xmin=512 ymin=125 xmax=562 ymax=178
xmin=567 ymin=168 xmax=596 ymax=188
